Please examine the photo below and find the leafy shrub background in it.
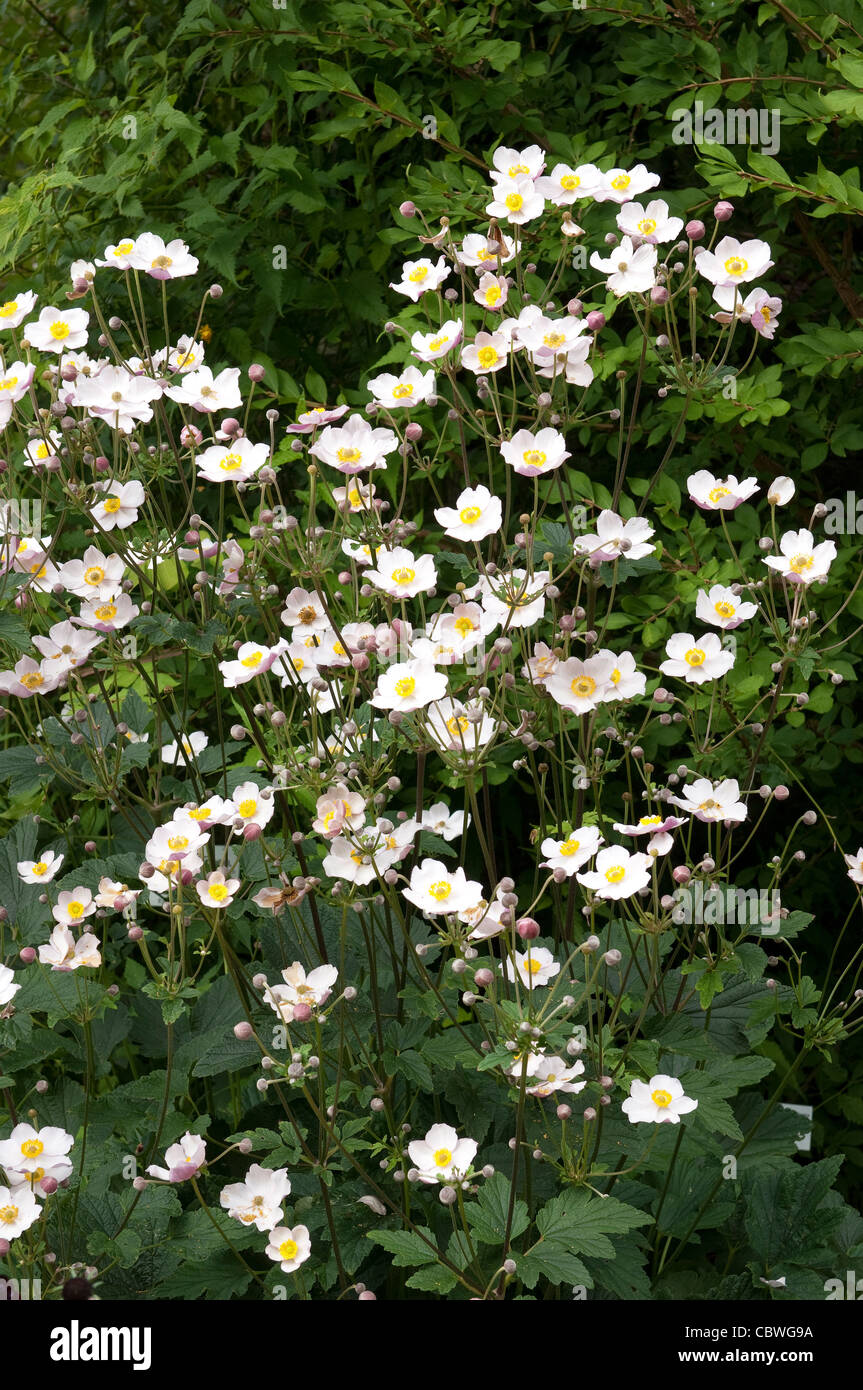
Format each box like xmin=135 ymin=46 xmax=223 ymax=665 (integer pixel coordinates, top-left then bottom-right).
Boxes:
xmin=0 ymin=0 xmax=862 ymax=1271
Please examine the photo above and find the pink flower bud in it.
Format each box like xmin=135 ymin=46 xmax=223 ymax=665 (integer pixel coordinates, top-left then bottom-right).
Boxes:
xmin=586 ymin=310 xmax=605 ymax=331
xmin=293 ymin=1003 xmax=312 ymax=1022
xmin=474 ymin=968 xmax=493 ymax=988
xmin=516 ymin=917 xmax=540 ymax=940
xmin=714 ymin=201 xmax=734 ymax=222
xmin=399 ymin=201 xmax=416 ymax=217
xmin=672 ymin=865 xmax=691 ymax=885
xmin=650 ymin=286 xmax=669 ymax=305
xmin=180 ymin=425 xmax=203 ymax=447
xmin=405 ymin=422 xmax=423 ymax=442
xmin=248 ymin=364 xmax=266 ymax=382
xmin=127 ymin=926 xmax=143 ymax=941
xmin=234 ymin=1021 xmax=254 ymax=1040
xmin=40 ymin=1177 xmax=59 ymax=1195
xmin=220 ymin=416 xmax=241 ymax=436
xmin=685 ymin=219 xmax=705 ymax=240
xmin=244 ymin=822 xmax=261 ymax=840
xmin=19 ymin=947 xmax=36 ymax=964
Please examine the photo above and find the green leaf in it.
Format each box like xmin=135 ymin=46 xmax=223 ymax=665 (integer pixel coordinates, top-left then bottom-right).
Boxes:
xmin=367 ymin=1227 xmax=438 ymax=1266
xmin=466 ymin=1172 xmax=528 ymax=1245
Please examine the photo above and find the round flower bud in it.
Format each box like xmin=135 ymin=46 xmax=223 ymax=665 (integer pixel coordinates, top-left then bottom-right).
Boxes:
xmin=474 ymin=968 xmax=493 ymax=988
xmin=586 ymin=310 xmax=605 ymax=331
xmin=516 ymin=916 xmax=540 ymax=940
xmin=19 ymin=946 xmax=36 ymax=964
xmin=399 ymin=201 xmax=417 ymax=217
xmin=650 ymin=285 xmax=669 ymax=305
xmin=370 ymin=1097 xmax=385 ymax=1112
xmin=685 ymin=219 xmax=705 ymax=240
xmin=293 ymin=1003 xmax=312 ymax=1022
xmin=234 ymin=1021 xmax=254 ymax=1040
xmin=583 ymin=1107 xmax=597 ymax=1122
xmin=603 ymin=949 xmax=622 ymax=966
xmin=35 ymin=1079 xmax=49 ymax=1094
xmin=40 ymin=1176 xmax=59 ymax=1195
xmin=439 ymin=1186 xmax=457 ymax=1205
xmin=359 ymin=1290 xmax=377 ymax=1300
xmin=774 ymin=785 xmax=790 ymax=800
xmin=248 ymin=364 xmax=266 ymax=382
xmin=713 ymin=201 xmax=734 ymax=222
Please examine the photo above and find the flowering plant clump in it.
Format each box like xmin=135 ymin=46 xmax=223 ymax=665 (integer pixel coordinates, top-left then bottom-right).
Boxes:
xmin=0 ymin=145 xmax=860 ymax=1304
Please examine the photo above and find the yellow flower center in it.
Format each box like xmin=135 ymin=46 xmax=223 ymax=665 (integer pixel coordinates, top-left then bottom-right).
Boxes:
xmin=115 ymin=241 xmax=134 ymax=255
xmin=459 ymin=505 xmax=482 ymax=525
xmin=477 ymin=345 xmax=499 ymax=369
xmin=84 ymin=566 xmax=105 ymax=584
xmin=454 ymin=615 xmax=476 ymax=635
xmin=611 ymin=174 xmax=631 ymax=190
xmin=336 ymin=447 xmax=362 ymax=465
xmin=724 ymin=256 xmax=747 ymax=277
xmin=604 ymin=865 xmax=626 ymax=884
xmin=789 ymin=553 xmax=813 ymax=574
xmin=151 ymin=255 xmax=173 ymax=269
xmin=637 ymin=218 xmax=656 ymax=235
xmin=167 ymin=835 xmax=189 ymax=851
xmin=484 ymin=285 xmax=502 ymax=305
xmin=559 ymin=839 xmax=580 ymax=856
xmin=708 ymin=485 xmax=731 ymax=504
xmin=714 ymin=600 xmax=735 ymax=618
xmin=392 ymin=382 xmax=414 ymax=398
xmin=0 ymin=300 xmax=19 ymax=317
xmin=408 ymin=265 xmax=429 ymax=283
xmin=639 ymin=816 xmax=661 ymax=827
xmin=429 ymin=880 xmax=452 ymax=901
xmin=570 ymin=675 xmax=596 ymax=698
xmin=0 ymin=375 xmax=19 ymax=391
xmin=278 ymin=1238 xmax=299 ymax=1260
xmin=67 ymin=901 xmax=84 ymax=918
xmin=760 ymin=306 xmax=772 ymax=323
xmin=391 ymin=566 xmax=415 ymax=586
xmin=95 ymin=603 xmax=117 ymax=620
xmin=20 ymin=672 xmax=44 ymax=690
xmin=560 ymin=174 xmax=578 ymax=190
xmin=542 ymin=332 xmax=566 ymax=348
xmin=238 ymin=798 xmax=257 ymax=817
xmin=0 ymin=1204 xmax=18 ymax=1224
xmin=684 ymin=648 xmax=706 ymax=667
xmin=219 ymin=453 xmax=243 ymax=471
xmin=505 ymin=193 xmax=523 ymax=211
xmin=433 ymin=1147 xmax=452 ymax=1167
xmin=102 ymin=496 xmax=123 ymax=513
xmin=241 ymin=651 xmax=263 ymax=667
xmin=208 ymin=883 xmax=229 ymax=903
xmin=428 ymin=335 xmax=448 ymax=351
xmin=446 ymin=715 xmax=469 ymax=736
xmin=508 ymin=163 xmax=529 ymax=177
xmin=523 ymin=450 xmax=547 ymax=469
xmin=21 ymin=1138 xmax=43 ymax=1158
xmin=34 ymin=442 xmax=50 ymax=459
xmin=525 ymin=957 xmax=543 ymax=975
xmin=49 ymin=320 xmax=70 ymax=340
xmin=394 ymin=677 xmax=415 ymax=698
xmin=651 ymin=1089 xmax=672 ymax=1108
xmin=31 ymin=861 xmax=48 ymax=876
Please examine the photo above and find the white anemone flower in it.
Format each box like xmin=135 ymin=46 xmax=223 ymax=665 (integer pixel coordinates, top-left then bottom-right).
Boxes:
xmin=696 ymin=236 xmax=773 ymax=288
xmin=577 ymin=847 xmax=653 ymax=899
xmin=659 ymin=632 xmax=735 ymax=684
xmin=434 ymin=484 xmax=502 ymax=542
xmin=504 ymin=947 xmax=561 ymax=989
xmin=541 ymin=826 xmax=604 ymax=874
xmin=762 ymin=528 xmax=836 ymax=585
xmin=220 ymin=1164 xmax=292 ymax=1232
xmin=407 ymin=1124 xmax=478 ymax=1184
xmin=622 ymin=1074 xmax=698 ymax=1125
xmin=403 ymin=859 xmax=483 ymax=916
xmin=669 ymin=777 xmax=748 ymax=823
xmin=695 ymin=584 xmax=759 ymax=630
